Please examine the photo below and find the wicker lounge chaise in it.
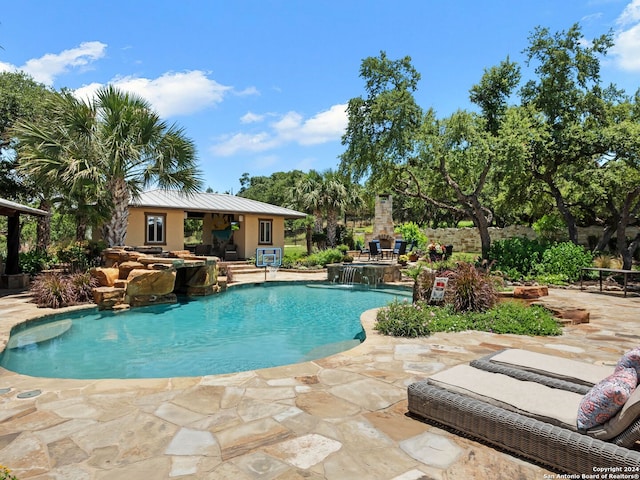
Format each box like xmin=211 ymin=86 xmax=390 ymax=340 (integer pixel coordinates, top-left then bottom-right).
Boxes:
xmin=408 ymin=364 xmax=640 ymax=474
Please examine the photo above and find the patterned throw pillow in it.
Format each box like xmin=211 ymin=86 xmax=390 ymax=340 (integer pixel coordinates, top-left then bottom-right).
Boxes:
xmin=616 ymin=347 xmax=640 ymax=377
xmin=577 ymin=366 xmax=637 ymax=430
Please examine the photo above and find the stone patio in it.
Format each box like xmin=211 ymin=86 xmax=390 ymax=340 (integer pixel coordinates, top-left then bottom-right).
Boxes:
xmin=0 ymin=270 xmax=638 ymax=479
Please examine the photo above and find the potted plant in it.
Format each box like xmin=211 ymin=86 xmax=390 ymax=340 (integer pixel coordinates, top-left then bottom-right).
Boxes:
xmin=398 ymin=254 xmax=409 ymax=266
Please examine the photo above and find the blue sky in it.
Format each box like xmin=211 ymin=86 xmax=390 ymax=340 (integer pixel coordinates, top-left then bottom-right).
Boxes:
xmin=2 ymin=1 xmax=640 ymax=194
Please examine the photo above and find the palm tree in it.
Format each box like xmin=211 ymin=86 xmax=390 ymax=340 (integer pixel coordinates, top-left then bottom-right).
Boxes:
xmin=293 ymin=170 xmax=354 ymax=248
xmin=15 ymin=86 xmax=202 ymax=246
xmin=292 ymin=170 xmax=324 ymax=234
xmin=319 ymin=171 xmax=349 ymax=248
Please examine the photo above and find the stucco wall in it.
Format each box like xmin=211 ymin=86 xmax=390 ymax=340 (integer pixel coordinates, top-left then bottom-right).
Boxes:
xmin=240 ymin=214 xmax=284 ymax=260
xmin=124 ymin=208 xmax=287 ymax=258
xmin=126 ymin=208 xmax=185 ymax=251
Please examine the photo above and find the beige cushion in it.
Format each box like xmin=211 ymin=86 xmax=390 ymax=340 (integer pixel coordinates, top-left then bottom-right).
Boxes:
xmin=428 ymin=364 xmax=583 ymax=429
xmin=490 ymin=349 xmax=613 ymax=386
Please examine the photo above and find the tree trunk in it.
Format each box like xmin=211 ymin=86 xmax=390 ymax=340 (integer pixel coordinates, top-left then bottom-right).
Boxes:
xmin=36 ymin=198 xmax=51 ymax=252
xmin=326 ymin=209 xmax=338 ymax=248
xmin=306 ymin=223 xmax=313 ymax=255
xmin=76 ymin=218 xmax=88 ymax=242
xmin=615 ymin=189 xmax=640 ymax=270
xmin=595 ymin=224 xmax=615 ymax=252
xmin=102 ymin=177 xmax=130 ymax=247
xmin=548 ymin=182 xmax=579 ymax=244
xmin=313 ymin=210 xmax=323 ymax=233
xmin=469 ymin=199 xmax=492 ymax=260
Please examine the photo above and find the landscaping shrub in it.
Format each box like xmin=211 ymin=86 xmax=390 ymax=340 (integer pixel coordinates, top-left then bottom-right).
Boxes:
xmin=394 ymin=222 xmax=427 ymax=250
xmin=301 ymin=248 xmax=344 ymax=267
xmin=488 ymin=237 xmax=546 ymax=279
xmin=593 ymin=253 xmax=622 ymax=269
xmin=56 ymin=241 xmax=104 ymax=272
xmin=69 ymin=271 xmax=99 ymax=303
xmin=374 ymin=299 xmax=431 ymax=337
xmin=30 ymin=271 xmax=100 ymax=308
xmin=535 ymin=241 xmax=593 ymax=283
xmin=282 ymin=249 xmax=306 ymax=268
xmin=449 ymin=262 xmax=497 ymax=313
xmin=30 ymin=272 xmax=77 ymax=308
xmin=467 ymin=301 xmax=562 ymax=336
xmin=19 ymin=249 xmax=53 ymax=275
xmin=375 ymin=298 xmax=561 ymax=337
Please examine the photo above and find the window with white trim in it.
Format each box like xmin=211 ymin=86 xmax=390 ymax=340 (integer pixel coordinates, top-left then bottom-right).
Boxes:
xmin=258 ymin=219 xmax=272 ymax=245
xmin=146 ymin=213 xmax=166 ymax=244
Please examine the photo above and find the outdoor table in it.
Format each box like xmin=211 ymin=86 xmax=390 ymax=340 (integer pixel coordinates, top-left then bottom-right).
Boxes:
xmin=380 ymin=248 xmax=394 ymax=259
xmin=580 ymin=267 xmax=640 ymax=297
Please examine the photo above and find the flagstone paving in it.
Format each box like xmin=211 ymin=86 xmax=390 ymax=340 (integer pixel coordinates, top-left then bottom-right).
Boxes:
xmin=0 ymin=271 xmax=638 ymax=479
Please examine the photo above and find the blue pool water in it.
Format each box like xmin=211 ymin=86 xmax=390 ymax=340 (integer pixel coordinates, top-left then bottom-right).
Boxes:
xmin=0 ymin=283 xmax=410 ymax=379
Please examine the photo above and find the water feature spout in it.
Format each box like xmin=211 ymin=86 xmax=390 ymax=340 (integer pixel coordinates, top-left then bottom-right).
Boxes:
xmin=340 ymin=265 xmax=358 ymax=285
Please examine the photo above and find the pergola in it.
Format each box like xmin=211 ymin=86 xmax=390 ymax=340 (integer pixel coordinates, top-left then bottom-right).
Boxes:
xmin=0 ymin=197 xmax=48 ymax=276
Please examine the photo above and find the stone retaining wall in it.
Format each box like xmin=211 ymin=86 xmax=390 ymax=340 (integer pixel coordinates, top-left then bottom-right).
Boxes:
xmin=422 ymin=225 xmax=640 ymax=253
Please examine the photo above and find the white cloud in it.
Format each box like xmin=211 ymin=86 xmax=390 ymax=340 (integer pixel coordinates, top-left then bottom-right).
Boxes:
xmin=20 ymin=41 xmax=107 ymax=85
xmin=241 ymin=112 xmax=265 ymax=123
xmin=612 ymin=0 xmax=640 ymax=71
xmin=210 ymin=104 xmax=347 ymax=157
xmin=235 ymin=86 xmax=259 ymax=96
xmin=211 ymin=132 xmax=279 ymax=156
xmin=299 ymin=104 xmax=348 ymax=145
xmin=74 ymin=70 xmax=232 ymax=117
xmin=0 ymin=61 xmax=15 ymax=75
xmin=73 ymin=82 xmax=105 ymax=102
xmin=110 ymin=71 xmax=231 ymax=117
xmin=618 ymin=0 xmax=640 ymax=26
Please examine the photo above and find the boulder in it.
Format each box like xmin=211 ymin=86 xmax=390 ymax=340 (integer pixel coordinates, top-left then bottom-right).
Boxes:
xmin=137 ymin=257 xmax=185 ymax=267
xmin=532 ymin=302 xmax=590 ymax=325
xmin=90 ymin=267 xmax=120 ymax=287
xmin=187 ymin=284 xmax=220 ymax=296
xmin=169 ymin=250 xmax=192 ymax=258
xmin=118 ymin=261 xmax=145 ymax=279
xmin=93 ymin=286 xmax=125 ymax=309
xmin=513 ymin=285 xmax=549 ymax=299
xmin=185 ymin=264 xmax=218 ymax=288
xmin=128 ymin=293 xmax=177 ymax=308
xmin=126 ymin=268 xmax=176 ymax=297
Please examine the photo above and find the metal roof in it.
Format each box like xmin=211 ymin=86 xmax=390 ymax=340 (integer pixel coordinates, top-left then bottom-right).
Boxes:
xmin=131 ymin=189 xmax=307 ymax=218
xmin=0 ymin=198 xmax=49 ymax=217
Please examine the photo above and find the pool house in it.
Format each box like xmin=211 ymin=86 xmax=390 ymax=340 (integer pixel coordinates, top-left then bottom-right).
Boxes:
xmin=124 ymin=189 xmax=306 ymax=260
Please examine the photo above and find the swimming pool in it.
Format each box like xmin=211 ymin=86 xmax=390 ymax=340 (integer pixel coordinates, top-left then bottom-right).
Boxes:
xmin=0 ymin=282 xmax=411 ymax=379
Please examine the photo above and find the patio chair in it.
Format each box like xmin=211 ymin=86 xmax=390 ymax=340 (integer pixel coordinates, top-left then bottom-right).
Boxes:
xmin=194 ymin=244 xmax=212 ymax=256
xmin=392 ymin=240 xmax=407 ymax=259
xmin=408 ymin=362 xmax=640 ymax=474
xmin=224 ymin=243 xmax=238 ymax=261
xmin=368 ymin=241 xmax=382 ymax=261
xmin=358 ymin=244 xmax=370 ymax=259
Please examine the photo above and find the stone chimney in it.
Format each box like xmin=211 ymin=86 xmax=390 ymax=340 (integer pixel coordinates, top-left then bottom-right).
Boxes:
xmin=369 ymin=194 xmax=396 ymax=248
